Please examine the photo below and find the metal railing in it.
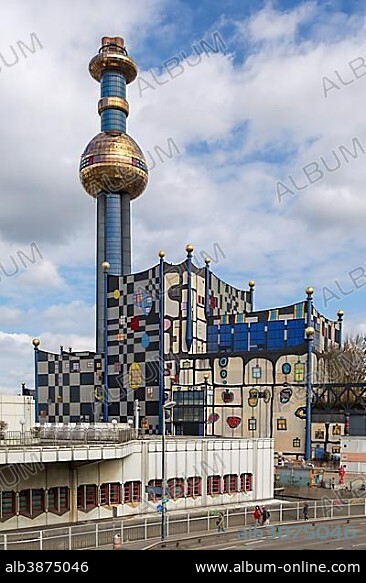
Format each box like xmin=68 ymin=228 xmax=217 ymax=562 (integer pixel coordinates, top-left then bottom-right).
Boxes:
xmin=1 ymin=498 xmax=365 ymax=550
xmin=0 ymin=428 xmax=136 ymax=447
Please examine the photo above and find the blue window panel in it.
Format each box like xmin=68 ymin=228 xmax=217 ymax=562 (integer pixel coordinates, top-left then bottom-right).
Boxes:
xmin=287 ymin=319 xmax=305 ymax=347
xmin=101 ymin=110 xmax=126 ymax=132
xmin=233 ymin=336 xmax=248 ymax=351
xmin=234 ymin=323 xmax=248 ymax=333
xmin=101 ymin=73 xmax=126 ymax=98
xmin=207 ymin=341 xmax=218 ymax=352
xmin=249 ymin=322 xmax=266 ymax=349
xmin=220 ymin=325 xmax=232 ymax=335
xmin=268 ymin=321 xmax=285 ymax=349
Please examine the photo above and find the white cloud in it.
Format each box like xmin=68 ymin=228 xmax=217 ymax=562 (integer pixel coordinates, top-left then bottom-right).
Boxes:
xmin=1 ymin=1 xmax=366 ymax=392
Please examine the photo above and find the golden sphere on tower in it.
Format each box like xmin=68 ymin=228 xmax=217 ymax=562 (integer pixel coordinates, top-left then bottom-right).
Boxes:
xmin=185 ymin=244 xmax=194 ymax=253
xmin=305 ymin=326 xmax=315 ymax=337
xmin=102 ymin=261 xmax=110 ymax=270
xmin=204 ymin=257 xmax=211 ymax=265
xmin=337 ymin=310 xmax=345 ymax=317
xmin=32 ymin=338 xmax=40 ymax=347
xmin=248 ymin=280 xmax=255 ymax=288
xmin=158 ymin=250 xmax=166 ymax=258
xmin=80 ymin=132 xmax=148 ymax=200
xmin=305 ymin=286 xmax=314 ymax=295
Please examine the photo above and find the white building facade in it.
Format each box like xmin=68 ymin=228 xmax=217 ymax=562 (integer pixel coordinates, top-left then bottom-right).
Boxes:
xmin=0 ymin=395 xmax=34 ymax=433
xmin=0 ymin=437 xmax=273 ymax=531
xmin=341 ymin=436 xmax=366 ymax=473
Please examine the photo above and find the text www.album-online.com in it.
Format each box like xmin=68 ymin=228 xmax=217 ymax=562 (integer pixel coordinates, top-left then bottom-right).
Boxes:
xmin=195 ymin=561 xmax=361 ymax=574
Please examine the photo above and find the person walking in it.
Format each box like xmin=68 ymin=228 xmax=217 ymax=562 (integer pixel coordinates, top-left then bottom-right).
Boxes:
xmin=261 ymin=506 xmax=270 ymax=526
xmin=303 ymin=501 xmax=309 ymax=520
xmin=253 ymin=505 xmax=262 ymax=526
xmin=216 ymin=511 xmax=225 ymax=533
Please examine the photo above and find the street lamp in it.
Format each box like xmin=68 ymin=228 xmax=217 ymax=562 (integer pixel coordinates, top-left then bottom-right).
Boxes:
xmin=305 ymin=325 xmax=315 ymax=460
xmin=19 ymin=419 xmax=25 ymax=444
xmin=161 ymin=400 xmax=176 ymax=541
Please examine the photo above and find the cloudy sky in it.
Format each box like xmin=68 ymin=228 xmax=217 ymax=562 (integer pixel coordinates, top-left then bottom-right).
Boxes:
xmin=0 ymin=0 xmax=365 ymax=392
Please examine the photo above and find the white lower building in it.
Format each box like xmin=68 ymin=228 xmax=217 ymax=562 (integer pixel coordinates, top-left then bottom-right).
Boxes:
xmin=341 ymin=436 xmax=366 ymax=473
xmin=0 ymin=394 xmax=34 ymax=433
xmin=0 ymin=436 xmax=273 ymax=531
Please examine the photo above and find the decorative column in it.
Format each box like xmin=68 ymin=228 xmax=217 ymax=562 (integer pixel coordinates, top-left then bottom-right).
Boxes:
xmin=158 ymin=250 xmax=166 ymax=434
xmin=102 ymin=261 xmax=110 ymax=422
xmin=337 ymin=309 xmax=344 ymax=348
xmin=185 ymin=244 xmax=194 ymax=352
xmin=248 ymin=280 xmax=255 ymax=312
xmin=305 ymin=285 xmax=314 ymax=461
xmin=204 ymin=257 xmax=211 ymax=320
xmin=32 ymin=338 xmax=40 ymax=423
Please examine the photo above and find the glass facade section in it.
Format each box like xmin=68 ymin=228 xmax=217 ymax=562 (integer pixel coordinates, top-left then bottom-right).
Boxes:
xmin=105 ymin=194 xmax=122 ymax=274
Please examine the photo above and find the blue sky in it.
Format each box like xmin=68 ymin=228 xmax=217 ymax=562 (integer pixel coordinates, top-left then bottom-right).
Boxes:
xmin=0 ymin=0 xmax=365 ymax=391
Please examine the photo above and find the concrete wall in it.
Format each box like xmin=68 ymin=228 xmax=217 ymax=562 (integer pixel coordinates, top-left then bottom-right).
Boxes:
xmin=0 ymin=437 xmax=273 ymax=531
xmin=0 ymin=395 xmax=34 ymax=433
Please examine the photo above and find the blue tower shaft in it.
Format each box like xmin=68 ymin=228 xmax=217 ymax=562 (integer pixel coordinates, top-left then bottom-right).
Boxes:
xmin=100 ymin=71 xmax=127 ymax=132
xmin=96 ymin=69 xmax=131 ymax=353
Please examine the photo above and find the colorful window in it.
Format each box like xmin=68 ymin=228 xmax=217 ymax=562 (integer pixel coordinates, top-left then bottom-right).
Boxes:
xmin=294 ymin=362 xmax=305 ymax=382
xmin=207 ymin=475 xmax=221 ymax=495
xmin=124 ymin=481 xmax=141 ymax=503
xmin=251 ymin=366 xmax=261 ymax=379
xmin=223 ymin=475 xmax=238 ymax=494
xmin=187 ymin=477 xmax=202 ymax=497
xmin=332 ymin=424 xmax=341 ymax=436
xmin=282 ymin=362 xmax=291 ymax=375
xmin=167 ymin=478 xmax=185 ymax=500
xmin=248 ymin=417 xmax=256 ymax=431
xmin=277 ymin=418 xmax=287 ymax=431
xmin=240 ymin=473 xmax=253 ymax=492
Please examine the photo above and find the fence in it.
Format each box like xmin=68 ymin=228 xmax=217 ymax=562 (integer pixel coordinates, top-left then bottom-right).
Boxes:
xmin=0 ymin=428 xmax=136 ymax=447
xmin=1 ymin=498 xmax=365 ymax=550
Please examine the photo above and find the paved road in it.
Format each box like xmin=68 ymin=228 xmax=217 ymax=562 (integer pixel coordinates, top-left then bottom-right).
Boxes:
xmin=177 ymin=517 xmax=366 ymax=550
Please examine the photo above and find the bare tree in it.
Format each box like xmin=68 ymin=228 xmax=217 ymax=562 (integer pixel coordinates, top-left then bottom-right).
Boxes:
xmin=322 ymin=334 xmax=366 ymax=383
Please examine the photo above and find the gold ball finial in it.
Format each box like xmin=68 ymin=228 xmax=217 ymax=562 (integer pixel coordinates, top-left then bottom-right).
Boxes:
xmin=204 ymin=257 xmax=211 ymax=265
xmin=305 ymin=286 xmax=314 ymax=295
xmin=248 ymin=280 xmax=255 ymax=288
xmin=158 ymin=250 xmax=166 ymax=258
xmin=203 ymin=373 xmax=209 ymax=380
xmin=337 ymin=310 xmax=345 ymax=317
xmin=305 ymin=326 xmax=315 ymax=337
xmin=32 ymin=338 xmax=40 ymax=347
xmin=102 ymin=261 xmax=110 ymax=270
xmin=185 ymin=244 xmax=194 ymax=254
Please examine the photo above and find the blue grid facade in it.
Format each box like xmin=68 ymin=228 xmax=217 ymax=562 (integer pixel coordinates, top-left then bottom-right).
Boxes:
xmin=100 ymin=72 xmax=126 ymax=132
xmin=207 ymin=318 xmax=307 ymax=353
